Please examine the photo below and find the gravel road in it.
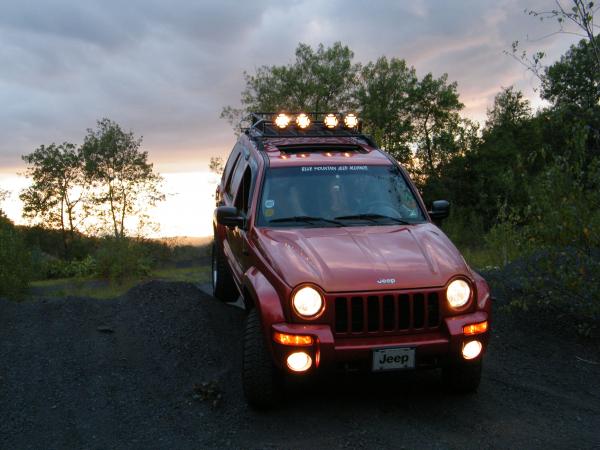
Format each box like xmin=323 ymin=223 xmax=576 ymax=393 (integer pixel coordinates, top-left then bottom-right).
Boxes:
xmin=1 ymin=280 xmax=599 ymax=449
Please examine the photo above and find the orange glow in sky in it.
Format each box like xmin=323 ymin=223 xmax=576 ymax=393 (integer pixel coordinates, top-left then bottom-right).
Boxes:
xmin=0 ymin=170 xmax=220 ymax=238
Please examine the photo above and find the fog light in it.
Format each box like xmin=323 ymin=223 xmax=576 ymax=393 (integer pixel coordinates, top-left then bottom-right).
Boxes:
xmin=462 ymin=340 xmax=482 ymax=360
xmin=286 ymin=351 xmax=312 ymax=372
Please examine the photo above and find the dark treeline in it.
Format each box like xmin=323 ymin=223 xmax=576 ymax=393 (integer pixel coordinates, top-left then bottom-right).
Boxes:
xmin=222 ymin=32 xmax=600 ymax=333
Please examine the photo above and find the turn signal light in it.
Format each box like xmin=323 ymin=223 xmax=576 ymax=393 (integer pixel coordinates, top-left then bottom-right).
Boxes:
xmin=273 ymin=331 xmax=314 ymax=346
xmin=463 ymin=321 xmax=488 ymax=336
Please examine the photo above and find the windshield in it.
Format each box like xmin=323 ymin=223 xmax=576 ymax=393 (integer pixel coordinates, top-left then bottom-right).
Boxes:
xmin=256 ymin=164 xmax=426 ymax=227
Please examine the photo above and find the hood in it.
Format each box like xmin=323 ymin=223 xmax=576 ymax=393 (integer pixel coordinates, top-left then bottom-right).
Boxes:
xmin=254 ymin=224 xmax=471 ymax=292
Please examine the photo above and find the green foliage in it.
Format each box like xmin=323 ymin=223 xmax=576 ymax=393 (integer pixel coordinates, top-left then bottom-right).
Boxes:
xmin=39 ymin=255 xmax=97 ymax=280
xmin=20 ymin=142 xmax=86 ymax=257
xmin=94 ymin=238 xmax=154 ymax=282
xmin=0 ymin=215 xmax=32 ymax=299
xmin=356 ymin=57 xmax=417 ymax=164
xmin=542 ymin=35 xmax=600 ymax=110
xmin=478 ymin=152 xmax=600 ymax=335
xmin=410 ymin=73 xmax=464 ymax=182
xmin=209 ymin=156 xmax=224 ymax=175
xmin=225 ymin=42 xmax=358 ymax=125
xmin=80 ymin=118 xmax=165 ymax=239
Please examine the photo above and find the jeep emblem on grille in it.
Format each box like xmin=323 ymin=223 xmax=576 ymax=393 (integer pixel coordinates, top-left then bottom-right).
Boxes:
xmin=376 ymin=278 xmax=396 ymax=285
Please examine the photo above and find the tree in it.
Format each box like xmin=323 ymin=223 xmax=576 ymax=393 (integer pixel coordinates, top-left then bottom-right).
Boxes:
xmin=469 ymin=88 xmax=543 ymax=226
xmin=81 ymin=119 xmax=164 ymax=239
xmin=209 ymin=156 xmax=224 ymax=175
xmin=486 ymin=86 xmax=532 ymax=128
xmin=20 ymin=142 xmax=85 ymax=256
xmin=508 ymin=1 xmax=599 ymax=79
xmin=541 ymin=35 xmax=600 ymax=110
xmin=410 ymin=73 xmax=464 ymax=181
xmin=0 ymin=214 xmax=31 ymax=299
xmin=222 ymin=42 xmax=360 ymax=126
xmin=528 ymin=1 xmax=599 ymax=69
xmin=356 ymin=57 xmax=417 ymax=164
xmin=0 ymin=188 xmax=8 ymax=215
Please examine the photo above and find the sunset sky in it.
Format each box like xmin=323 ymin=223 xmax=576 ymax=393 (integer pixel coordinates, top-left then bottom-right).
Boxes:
xmin=0 ymin=0 xmax=584 ymax=237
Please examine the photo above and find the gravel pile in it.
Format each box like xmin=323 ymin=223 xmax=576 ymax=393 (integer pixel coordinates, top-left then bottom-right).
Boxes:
xmin=0 ymin=281 xmax=245 ymax=448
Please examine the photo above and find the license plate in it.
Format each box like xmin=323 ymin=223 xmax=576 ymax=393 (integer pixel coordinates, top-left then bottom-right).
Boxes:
xmin=372 ymin=347 xmax=415 ymax=372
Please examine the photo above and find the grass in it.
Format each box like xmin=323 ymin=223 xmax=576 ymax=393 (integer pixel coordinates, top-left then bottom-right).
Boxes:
xmin=459 ymin=246 xmax=502 ymax=271
xmin=29 ymin=264 xmax=211 ymax=300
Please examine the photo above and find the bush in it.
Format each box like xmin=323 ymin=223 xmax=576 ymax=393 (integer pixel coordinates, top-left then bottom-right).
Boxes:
xmin=94 ymin=238 xmax=154 ymax=282
xmin=35 ymin=255 xmax=97 ymax=280
xmin=0 ymin=215 xmax=32 ymax=299
xmin=485 ymin=154 xmax=600 ymax=336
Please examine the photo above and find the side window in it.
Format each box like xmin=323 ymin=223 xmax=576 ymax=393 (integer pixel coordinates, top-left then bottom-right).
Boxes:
xmin=229 ymin=158 xmax=247 ymax=201
xmin=224 ymin=152 xmax=241 ymax=197
xmin=234 ymin=167 xmax=253 ymax=215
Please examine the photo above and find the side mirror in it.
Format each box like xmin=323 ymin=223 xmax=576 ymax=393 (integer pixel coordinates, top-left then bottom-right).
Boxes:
xmin=216 ymin=206 xmax=245 ymax=229
xmin=428 ymin=200 xmax=450 ymax=225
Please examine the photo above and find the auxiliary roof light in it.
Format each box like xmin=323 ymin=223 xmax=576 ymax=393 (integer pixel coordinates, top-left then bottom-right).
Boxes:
xmin=296 ymin=113 xmax=311 ymax=129
xmin=343 ymin=113 xmax=359 ymax=128
xmin=274 ymin=113 xmax=291 ymax=129
xmin=324 ymin=113 xmax=339 ymax=129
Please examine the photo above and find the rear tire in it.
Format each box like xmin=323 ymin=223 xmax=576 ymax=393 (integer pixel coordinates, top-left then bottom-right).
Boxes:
xmin=211 ymin=239 xmax=238 ymax=302
xmin=443 ymin=359 xmax=482 ymax=393
xmin=242 ymin=309 xmax=283 ymax=409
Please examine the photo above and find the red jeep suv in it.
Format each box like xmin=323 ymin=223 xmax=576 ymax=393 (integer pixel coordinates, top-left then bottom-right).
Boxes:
xmin=212 ymin=113 xmax=491 ymax=409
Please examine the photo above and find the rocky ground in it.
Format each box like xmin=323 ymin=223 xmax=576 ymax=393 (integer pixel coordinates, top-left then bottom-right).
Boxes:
xmin=1 ymin=280 xmax=599 ymax=449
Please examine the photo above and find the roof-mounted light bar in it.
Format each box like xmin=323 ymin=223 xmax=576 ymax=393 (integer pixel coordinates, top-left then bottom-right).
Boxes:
xmin=269 ymin=112 xmax=359 ymax=130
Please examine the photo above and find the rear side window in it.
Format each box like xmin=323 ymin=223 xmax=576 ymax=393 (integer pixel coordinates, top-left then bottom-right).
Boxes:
xmin=224 ymin=152 xmax=241 ymax=197
xmin=229 ymin=158 xmax=247 ymax=199
xmin=234 ymin=167 xmax=253 ymax=215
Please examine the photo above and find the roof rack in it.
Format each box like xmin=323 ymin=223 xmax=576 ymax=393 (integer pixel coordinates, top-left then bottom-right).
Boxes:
xmin=243 ymin=112 xmax=378 ymax=148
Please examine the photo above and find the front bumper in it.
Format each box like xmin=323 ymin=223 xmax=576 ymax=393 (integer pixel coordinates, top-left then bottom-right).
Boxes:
xmin=270 ymin=310 xmax=490 ymax=373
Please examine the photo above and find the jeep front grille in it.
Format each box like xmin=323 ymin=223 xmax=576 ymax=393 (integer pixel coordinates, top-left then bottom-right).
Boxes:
xmin=332 ymin=291 xmax=441 ymax=335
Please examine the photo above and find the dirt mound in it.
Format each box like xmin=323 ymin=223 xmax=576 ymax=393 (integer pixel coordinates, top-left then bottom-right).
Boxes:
xmin=0 ymin=281 xmax=245 ymax=449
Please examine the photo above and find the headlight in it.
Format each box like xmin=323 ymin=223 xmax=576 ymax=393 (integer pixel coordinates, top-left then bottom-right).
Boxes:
xmin=292 ymin=286 xmax=324 ymax=318
xmin=446 ymin=279 xmax=471 ymax=309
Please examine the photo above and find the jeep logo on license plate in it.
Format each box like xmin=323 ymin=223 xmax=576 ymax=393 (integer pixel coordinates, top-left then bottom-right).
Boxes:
xmin=372 ymin=347 xmax=415 ymax=371
xmin=377 ymin=278 xmax=396 ymax=285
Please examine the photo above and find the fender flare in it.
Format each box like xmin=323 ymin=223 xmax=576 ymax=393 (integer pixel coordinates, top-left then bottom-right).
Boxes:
xmin=242 ymin=267 xmax=287 ymax=342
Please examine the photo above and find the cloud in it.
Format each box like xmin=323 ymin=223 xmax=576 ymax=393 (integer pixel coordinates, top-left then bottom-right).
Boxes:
xmin=0 ymin=0 xmax=584 ymax=172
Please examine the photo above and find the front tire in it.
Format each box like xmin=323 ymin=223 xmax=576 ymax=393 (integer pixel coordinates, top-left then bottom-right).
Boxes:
xmin=443 ymin=359 xmax=482 ymax=393
xmin=211 ymin=239 xmax=238 ymax=302
xmin=242 ymin=309 xmax=283 ymax=409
